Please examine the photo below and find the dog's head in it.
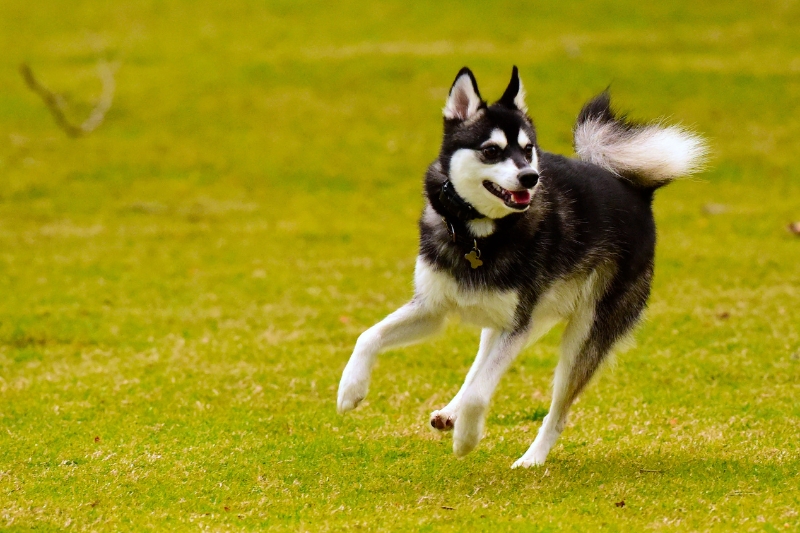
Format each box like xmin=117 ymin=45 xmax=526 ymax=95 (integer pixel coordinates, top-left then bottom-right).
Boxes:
xmin=438 ymin=67 xmax=540 ymax=220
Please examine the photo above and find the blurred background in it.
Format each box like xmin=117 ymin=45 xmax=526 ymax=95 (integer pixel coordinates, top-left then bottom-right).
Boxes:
xmin=1 ymin=0 xmax=798 ymax=530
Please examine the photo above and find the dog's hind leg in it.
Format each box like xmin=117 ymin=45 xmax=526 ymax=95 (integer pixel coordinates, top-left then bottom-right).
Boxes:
xmin=430 ymin=327 xmax=501 ymax=431
xmin=512 ymin=275 xmax=649 ymax=468
xmin=512 ymin=303 xmax=597 ymax=468
xmin=337 ymin=301 xmax=445 ymax=414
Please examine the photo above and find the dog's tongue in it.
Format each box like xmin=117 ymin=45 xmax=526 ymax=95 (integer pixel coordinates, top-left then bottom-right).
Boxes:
xmin=511 ymin=189 xmax=531 ymax=205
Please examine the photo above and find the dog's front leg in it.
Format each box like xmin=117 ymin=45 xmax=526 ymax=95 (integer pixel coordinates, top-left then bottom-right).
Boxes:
xmin=451 ymin=328 xmax=529 ymax=457
xmin=430 ymin=328 xmax=501 ymax=431
xmin=337 ymin=301 xmax=444 ymax=414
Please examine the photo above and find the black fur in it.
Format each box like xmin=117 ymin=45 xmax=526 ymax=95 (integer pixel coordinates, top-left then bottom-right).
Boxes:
xmin=338 ymin=68 xmax=703 ymax=465
xmin=575 ymin=90 xmax=618 ymax=127
xmin=422 ymin=153 xmax=654 ymax=333
xmin=422 ymin=88 xmax=657 ymax=374
xmin=497 ymin=66 xmax=522 ymax=110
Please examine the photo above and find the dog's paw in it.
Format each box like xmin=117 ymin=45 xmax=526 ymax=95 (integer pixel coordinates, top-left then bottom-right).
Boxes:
xmin=337 ymin=380 xmax=367 ymax=413
xmin=511 ymin=443 xmax=550 ymax=469
xmin=337 ymin=366 xmax=370 ymax=414
xmin=453 ymin=420 xmax=483 ymax=457
xmin=511 ymin=455 xmax=547 ymax=469
xmin=452 ymin=402 xmax=485 ymax=457
xmin=429 ymin=408 xmax=456 ymax=432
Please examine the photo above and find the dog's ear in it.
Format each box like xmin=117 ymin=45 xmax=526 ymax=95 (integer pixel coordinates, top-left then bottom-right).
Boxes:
xmin=497 ymin=66 xmax=527 ymax=113
xmin=444 ymin=67 xmax=483 ymax=121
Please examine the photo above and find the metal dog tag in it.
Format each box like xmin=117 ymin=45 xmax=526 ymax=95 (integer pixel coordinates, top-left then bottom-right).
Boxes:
xmin=464 ymin=241 xmax=483 ymax=269
xmin=464 ymin=250 xmax=483 ymax=269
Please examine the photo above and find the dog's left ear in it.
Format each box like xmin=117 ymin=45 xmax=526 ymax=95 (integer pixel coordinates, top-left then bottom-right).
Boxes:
xmin=497 ymin=66 xmax=527 ymax=113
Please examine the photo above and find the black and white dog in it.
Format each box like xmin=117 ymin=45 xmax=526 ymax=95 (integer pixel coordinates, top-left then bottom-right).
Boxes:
xmin=337 ymin=67 xmax=706 ymax=468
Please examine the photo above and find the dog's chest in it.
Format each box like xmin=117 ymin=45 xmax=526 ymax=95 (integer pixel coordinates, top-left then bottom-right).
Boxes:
xmin=414 ymin=257 xmax=519 ymax=329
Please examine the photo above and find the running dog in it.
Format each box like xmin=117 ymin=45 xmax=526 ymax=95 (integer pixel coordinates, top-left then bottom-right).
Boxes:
xmin=337 ymin=67 xmax=707 ymax=468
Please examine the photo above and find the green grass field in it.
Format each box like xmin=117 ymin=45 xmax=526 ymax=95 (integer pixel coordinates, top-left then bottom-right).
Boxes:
xmin=1 ymin=1 xmax=799 ymax=530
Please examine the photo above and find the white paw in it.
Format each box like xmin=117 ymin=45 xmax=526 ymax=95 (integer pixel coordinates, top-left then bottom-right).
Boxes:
xmin=452 ymin=402 xmax=485 ymax=457
xmin=337 ymin=365 xmax=370 ymax=414
xmin=511 ymin=444 xmax=550 ymax=469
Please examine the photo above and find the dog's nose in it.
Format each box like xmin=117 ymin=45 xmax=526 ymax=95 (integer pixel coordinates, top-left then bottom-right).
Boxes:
xmin=517 ymin=168 xmax=539 ymax=189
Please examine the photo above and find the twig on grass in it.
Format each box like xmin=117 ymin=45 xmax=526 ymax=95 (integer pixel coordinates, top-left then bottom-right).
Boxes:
xmin=20 ymin=60 xmax=118 ymax=137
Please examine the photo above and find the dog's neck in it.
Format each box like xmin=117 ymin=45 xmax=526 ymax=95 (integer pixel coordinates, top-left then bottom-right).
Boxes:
xmin=426 ymin=162 xmax=498 ymax=239
xmin=437 ymin=180 xmax=497 ymax=240
xmin=438 ymin=180 xmax=482 ymax=222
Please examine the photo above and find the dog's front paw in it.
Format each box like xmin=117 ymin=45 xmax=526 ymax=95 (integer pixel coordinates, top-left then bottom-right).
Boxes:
xmin=452 ymin=401 xmax=485 ymax=457
xmin=429 ymin=408 xmax=456 ymax=432
xmin=337 ymin=364 xmax=370 ymax=414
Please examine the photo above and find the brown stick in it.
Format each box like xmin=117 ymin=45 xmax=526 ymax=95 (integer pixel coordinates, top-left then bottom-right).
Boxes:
xmin=20 ymin=60 xmax=117 ymax=137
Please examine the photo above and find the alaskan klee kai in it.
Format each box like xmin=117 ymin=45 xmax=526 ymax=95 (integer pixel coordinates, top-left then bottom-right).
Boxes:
xmin=337 ymin=67 xmax=707 ymax=468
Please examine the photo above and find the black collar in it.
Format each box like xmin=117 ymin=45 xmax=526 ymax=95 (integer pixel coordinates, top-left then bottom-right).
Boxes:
xmin=439 ymin=180 xmax=483 ymax=222
xmin=437 ymin=180 xmax=487 ymax=249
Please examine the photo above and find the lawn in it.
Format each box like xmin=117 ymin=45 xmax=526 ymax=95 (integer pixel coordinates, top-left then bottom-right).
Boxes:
xmin=1 ymin=0 xmax=798 ymax=531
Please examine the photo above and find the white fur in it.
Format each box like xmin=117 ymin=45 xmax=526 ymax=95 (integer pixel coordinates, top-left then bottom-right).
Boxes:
xmin=416 ymin=267 xmax=613 ymax=467
xmin=517 ymin=129 xmax=540 ymax=171
xmin=430 ymin=327 xmax=500 ymax=432
xmin=514 ymin=78 xmax=528 ymax=113
xmin=338 ymin=251 xmax=618 ymax=467
xmin=445 ymin=272 xmax=607 ymax=459
xmin=484 ymin=129 xmax=508 ymax=149
xmin=467 ymin=218 xmax=495 ymax=237
xmin=444 ymin=74 xmax=482 ymax=121
xmin=338 ymin=256 xmax=520 ymax=414
xmin=422 ymin=203 xmax=496 ymax=239
xmin=574 ymin=119 xmax=708 ymax=185
xmin=449 ymin=150 xmax=528 ymax=219
xmin=337 ymin=301 xmax=445 ymax=413
xmin=517 ymin=129 xmax=530 ymax=149
xmin=429 ymin=272 xmax=596 ymax=436
xmin=452 ymin=330 xmax=528 ymax=456
xmin=413 ymin=257 xmax=519 ymax=330
xmin=512 ymin=268 xmax=612 ymax=468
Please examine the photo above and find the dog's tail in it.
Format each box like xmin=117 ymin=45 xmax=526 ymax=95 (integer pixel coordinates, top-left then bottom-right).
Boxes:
xmin=573 ymin=92 xmax=708 ymax=189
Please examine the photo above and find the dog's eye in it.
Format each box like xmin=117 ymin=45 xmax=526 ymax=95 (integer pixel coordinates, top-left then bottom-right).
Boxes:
xmin=524 ymin=144 xmax=534 ymax=161
xmin=481 ymin=145 xmax=502 ymax=159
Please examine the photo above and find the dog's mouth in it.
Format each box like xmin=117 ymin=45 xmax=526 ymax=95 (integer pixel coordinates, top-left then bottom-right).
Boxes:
xmin=483 ymin=181 xmax=531 ymax=209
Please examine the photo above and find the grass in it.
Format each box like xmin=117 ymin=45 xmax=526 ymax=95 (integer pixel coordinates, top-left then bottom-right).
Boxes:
xmin=1 ymin=0 xmax=799 ymax=530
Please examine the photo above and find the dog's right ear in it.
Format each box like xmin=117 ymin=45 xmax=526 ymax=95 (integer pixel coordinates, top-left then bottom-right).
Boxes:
xmin=444 ymin=67 xmax=483 ymax=121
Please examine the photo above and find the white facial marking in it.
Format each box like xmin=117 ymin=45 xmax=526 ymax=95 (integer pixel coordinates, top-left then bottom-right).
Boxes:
xmin=482 ymin=129 xmax=508 ymax=149
xmin=517 ymin=129 xmax=539 ymax=172
xmin=518 ymin=130 xmax=530 ymax=149
xmin=449 ymin=149 xmax=528 ymax=219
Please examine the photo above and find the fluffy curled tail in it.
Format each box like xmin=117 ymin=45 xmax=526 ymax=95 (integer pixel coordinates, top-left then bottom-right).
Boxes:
xmin=573 ymin=92 xmax=708 ymax=189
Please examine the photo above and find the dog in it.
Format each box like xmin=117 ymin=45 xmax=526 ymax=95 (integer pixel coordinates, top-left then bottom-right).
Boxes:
xmin=337 ymin=66 xmax=707 ymax=468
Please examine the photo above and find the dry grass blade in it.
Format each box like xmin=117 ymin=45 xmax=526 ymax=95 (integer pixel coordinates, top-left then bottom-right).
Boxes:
xmin=19 ymin=60 xmax=117 ymax=137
